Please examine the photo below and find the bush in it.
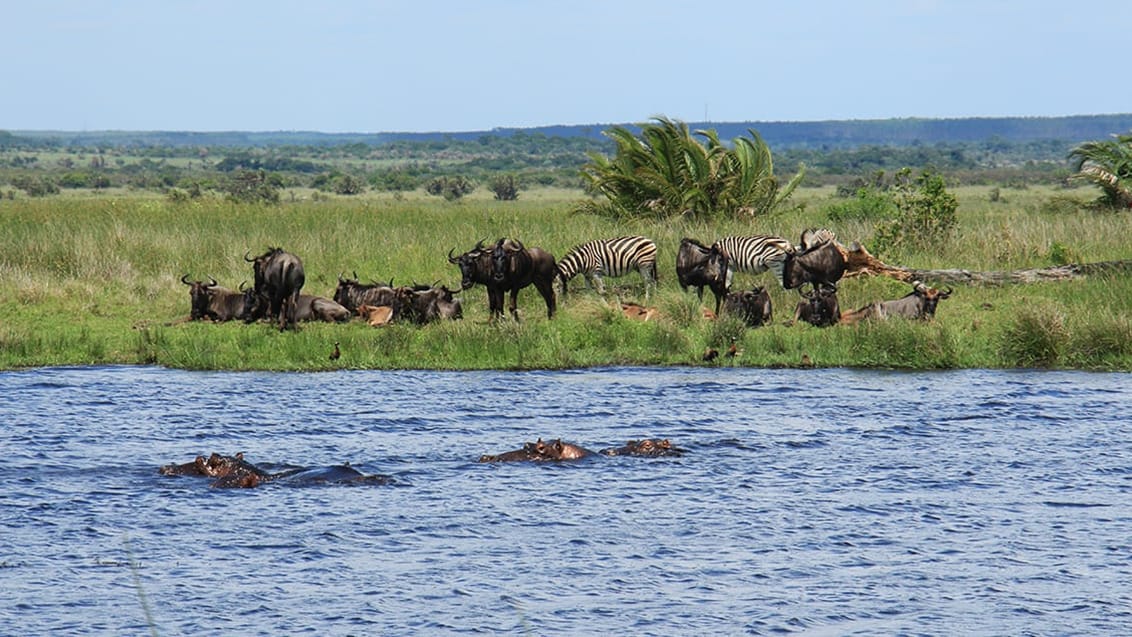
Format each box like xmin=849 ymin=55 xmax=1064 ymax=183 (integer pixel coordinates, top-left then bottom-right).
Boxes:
xmin=223 ymin=170 xmax=281 ymax=204
xmin=872 ymin=169 xmax=958 ymax=257
xmin=425 ymin=175 xmax=475 ymax=201
xmin=490 ymin=174 xmax=520 ymax=201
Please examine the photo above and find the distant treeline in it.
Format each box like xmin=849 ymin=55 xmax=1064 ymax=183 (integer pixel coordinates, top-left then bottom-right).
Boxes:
xmin=6 ymin=113 xmax=1132 ymax=150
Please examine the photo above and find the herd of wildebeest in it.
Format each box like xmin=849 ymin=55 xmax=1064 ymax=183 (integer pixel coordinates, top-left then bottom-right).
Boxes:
xmin=180 ymin=229 xmax=951 ymax=333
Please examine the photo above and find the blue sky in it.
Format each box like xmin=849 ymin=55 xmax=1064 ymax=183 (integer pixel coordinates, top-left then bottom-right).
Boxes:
xmin=5 ymin=0 xmax=1130 ymax=133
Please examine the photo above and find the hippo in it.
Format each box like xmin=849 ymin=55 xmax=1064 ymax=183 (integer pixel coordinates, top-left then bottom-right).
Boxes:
xmin=600 ymin=438 xmax=687 ymax=457
xmin=478 ymin=438 xmax=593 ymax=463
xmin=159 ymin=453 xmax=390 ymax=488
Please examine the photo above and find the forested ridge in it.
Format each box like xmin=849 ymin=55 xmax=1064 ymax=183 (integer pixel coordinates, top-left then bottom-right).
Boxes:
xmin=2 ymin=114 xmax=1130 ymax=196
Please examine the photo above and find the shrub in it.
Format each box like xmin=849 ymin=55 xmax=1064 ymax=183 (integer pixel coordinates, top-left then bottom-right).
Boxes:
xmin=998 ymin=302 xmax=1068 ymax=367
xmin=872 ymin=169 xmax=958 ymax=257
xmin=490 ymin=174 xmax=520 ymax=201
xmin=425 ymin=175 xmax=475 ymax=201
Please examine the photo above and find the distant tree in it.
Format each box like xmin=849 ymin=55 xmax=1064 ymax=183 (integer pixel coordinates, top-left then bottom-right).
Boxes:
xmin=489 ymin=174 xmax=521 ymax=201
xmin=224 ymin=169 xmax=280 ymax=204
xmin=425 ymin=175 xmax=475 ymax=201
xmin=1068 ymin=133 xmax=1132 ymax=209
xmin=12 ymin=175 xmax=59 ymax=196
xmin=575 ymin=116 xmax=804 ymax=219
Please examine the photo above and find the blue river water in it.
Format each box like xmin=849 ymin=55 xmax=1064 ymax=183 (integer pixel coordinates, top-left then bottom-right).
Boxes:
xmin=2 ymin=365 xmax=1130 ymax=636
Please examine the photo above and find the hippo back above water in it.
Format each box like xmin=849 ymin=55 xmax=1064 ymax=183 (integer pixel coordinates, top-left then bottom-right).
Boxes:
xmin=479 ymin=438 xmax=592 ymax=463
xmin=600 ymin=439 xmax=687 ymax=457
xmin=159 ymin=453 xmax=390 ymax=488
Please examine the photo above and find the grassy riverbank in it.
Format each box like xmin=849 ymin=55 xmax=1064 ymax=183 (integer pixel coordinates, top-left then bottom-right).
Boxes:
xmin=2 ymin=186 xmax=1131 ymax=371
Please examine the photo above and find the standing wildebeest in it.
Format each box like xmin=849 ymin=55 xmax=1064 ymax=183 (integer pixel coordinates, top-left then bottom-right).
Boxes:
xmin=490 ymin=238 xmax=557 ymax=320
xmin=723 ymin=285 xmax=773 ymax=327
xmin=676 ymin=238 xmax=731 ymax=315
xmin=181 ymin=275 xmax=255 ymax=322
xmin=555 ymin=235 xmax=658 ymax=301
xmin=840 ymin=281 xmax=953 ymax=325
xmin=245 ymin=247 xmax=305 ymax=330
xmin=794 ymin=287 xmax=841 ymax=327
xmin=782 ymin=229 xmax=846 ymax=293
xmin=332 ymin=274 xmax=398 ymax=314
xmin=448 ymin=240 xmax=505 ymax=316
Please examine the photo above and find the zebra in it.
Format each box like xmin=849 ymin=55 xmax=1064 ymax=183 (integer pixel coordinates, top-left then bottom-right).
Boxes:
xmin=555 ymin=235 xmax=658 ymax=300
xmin=711 ymin=234 xmax=795 ymax=290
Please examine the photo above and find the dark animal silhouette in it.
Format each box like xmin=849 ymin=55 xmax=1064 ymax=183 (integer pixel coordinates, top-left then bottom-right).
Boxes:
xmin=723 ymin=286 xmax=773 ymax=327
xmin=676 ymin=238 xmax=730 ymax=315
xmin=245 ymin=247 xmax=305 ymax=330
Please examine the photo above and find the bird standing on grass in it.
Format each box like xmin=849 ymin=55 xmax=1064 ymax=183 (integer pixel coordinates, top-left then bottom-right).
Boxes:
xmin=726 ymin=337 xmax=739 ymax=359
xmin=329 ymin=342 xmax=340 ymax=361
xmin=702 ymin=347 xmax=719 ymax=362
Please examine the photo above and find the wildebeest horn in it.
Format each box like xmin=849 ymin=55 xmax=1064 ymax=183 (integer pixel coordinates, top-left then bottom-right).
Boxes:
xmin=338 ymin=272 xmax=346 ymax=283
xmin=448 ymin=248 xmax=458 ymax=263
xmin=181 ymin=274 xmax=192 ymax=286
xmin=244 ymin=251 xmax=255 ymax=262
xmin=238 ymin=280 xmax=248 ymax=291
xmin=473 ymin=238 xmax=486 ymax=251
xmin=941 ymin=287 xmax=953 ymax=297
xmin=207 ymin=276 xmax=218 ymax=287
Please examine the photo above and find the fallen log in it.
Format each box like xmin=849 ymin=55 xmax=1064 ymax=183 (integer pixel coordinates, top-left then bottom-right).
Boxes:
xmin=839 ymin=242 xmax=1132 ymax=285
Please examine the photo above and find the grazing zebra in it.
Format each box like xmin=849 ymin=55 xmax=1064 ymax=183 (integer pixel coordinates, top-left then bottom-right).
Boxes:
xmin=556 ymin=235 xmax=658 ymax=300
xmin=711 ymin=234 xmax=795 ymax=289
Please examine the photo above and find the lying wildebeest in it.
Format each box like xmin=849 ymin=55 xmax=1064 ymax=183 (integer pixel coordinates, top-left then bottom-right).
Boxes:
xmin=181 ymin=275 xmax=255 ymax=322
xmin=794 ymin=287 xmax=841 ymax=328
xmin=676 ymin=238 xmax=730 ymax=315
xmin=244 ymin=292 xmax=351 ymax=324
xmin=723 ymin=285 xmax=773 ymax=327
xmin=356 ymin=304 xmax=395 ymax=327
xmin=333 ymin=273 xmax=397 ymax=314
xmin=489 ymin=238 xmax=557 ymax=320
xmin=394 ymin=283 xmax=463 ymax=324
xmin=782 ymin=229 xmax=846 ymax=292
xmin=840 ymin=281 xmax=953 ymax=325
xmin=245 ymin=247 xmax=305 ymax=330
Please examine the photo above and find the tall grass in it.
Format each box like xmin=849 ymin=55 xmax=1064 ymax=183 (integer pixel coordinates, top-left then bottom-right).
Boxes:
xmin=1 ymin=185 xmax=1130 ymax=370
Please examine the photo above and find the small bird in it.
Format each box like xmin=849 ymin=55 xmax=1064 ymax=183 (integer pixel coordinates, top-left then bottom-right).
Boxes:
xmin=726 ymin=338 xmax=739 ymax=358
xmin=800 ymin=353 xmax=814 ymax=368
xmin=329 ymin=341 xmax=340 ymax=361
xmin=702 ymin=347 xmax=719 ymax=362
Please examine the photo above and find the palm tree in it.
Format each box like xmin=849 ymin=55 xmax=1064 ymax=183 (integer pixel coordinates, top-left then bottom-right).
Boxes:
xmin=1068 ymin=133 xmax=1132 ymax=209
xmin=577 ymin=116 xmax=805 ymax=220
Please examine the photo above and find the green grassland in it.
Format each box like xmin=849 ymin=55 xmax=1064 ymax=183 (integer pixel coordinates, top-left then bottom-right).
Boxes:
xmin=2 ymin=185 xmax=1130 ymax=371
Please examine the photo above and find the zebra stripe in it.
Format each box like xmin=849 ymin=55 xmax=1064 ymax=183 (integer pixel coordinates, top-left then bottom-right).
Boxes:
xmin=797 ymin=227 xmax=837 ymax=252
xmin=556 ymin=235 xmax=658 ymax=297
xmin=712 ymin=234 xmax=795 ymax=287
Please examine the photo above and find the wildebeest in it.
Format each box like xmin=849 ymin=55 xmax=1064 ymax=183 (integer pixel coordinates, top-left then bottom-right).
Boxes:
xmin=488 ymin=238 xmax=558 ymax=320
xmin=332 ymin=273 xmax=397 ymax=314
xmin=448 ymin=240 xmax=504 ymax=314
xmin=676 ymin=238 xmax=730 ymax=315
xmin=840 ymin=281 xmax=953 ymax=325
xmin=394 ymin=284 xmax=463 ymax=324
xmin=181 ymin=275 xmax=255 ymax=322
xmin=244 ymin=291 xmax=351 ymax=324
xmin=782 ymin=230 xmax=846 ymax=292
xmin=794 ymin=287 xmax=841 ymax=328
xmin=245 ymin=247 xmax=305 ymax=330
xmin=723 ymin=286 xmax=773 ymax=327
